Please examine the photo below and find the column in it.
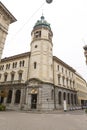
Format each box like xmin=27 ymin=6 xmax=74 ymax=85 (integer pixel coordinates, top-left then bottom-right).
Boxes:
xmin=3 ymin=97 xmax=7 ymax=104
xmin=11 ymin=89 xmax=15 ymax=105
xmin=19 ymin=89 xmax=24 ymax=109
xmin=26 ymin=87 xmax=31 ymax=110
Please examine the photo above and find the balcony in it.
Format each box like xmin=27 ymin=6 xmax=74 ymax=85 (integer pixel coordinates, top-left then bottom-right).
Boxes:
xmin=0 ymin=80 xmax=25 ymax=86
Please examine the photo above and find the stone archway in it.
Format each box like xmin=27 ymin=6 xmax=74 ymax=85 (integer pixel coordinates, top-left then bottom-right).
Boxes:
xmin=63 ymin=92 xmax=66 ymax=100
xmin=67 ymin=93 xmax=70 ymax=104
xmin=7 ymin=90 xmax=12 ymax=103
xmin=58 ymin=91 xmax=62 ymax=105
xmin=74 ymin=94 xmax=77 ymax=105
xmin=15 ymin=90 xmax=21 ymax=104
xmin=71 ymin=93 xmax=73 ymax=105
xmin=31 ymin=89 xmax=38 ymax=109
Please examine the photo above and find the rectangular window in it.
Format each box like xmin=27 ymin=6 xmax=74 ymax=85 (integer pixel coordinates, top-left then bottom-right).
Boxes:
xmin=19 ymin=73 xmax=22 ymax=81
xmin=69 ymin=71 xmax=70 ymax=76
xmin=66 ymin=78 xmax=68 ymax=87
xmin=4 ymin=75 xmax=7 ymax=82
xmin=19 ymin=60 xmax=25 ymax=67
xmin=0 ymin=74 xmax=1 ymax=80
xmin=58 ymin=75 xmax=60 ymax=85
xmin=62 ymin=67 xmax=63 ymax=73
xmin=13 ymin=62 xmax=17 ymax=68
xmin=62 ymin=77 xmax=65 ymax=86
xmin=66 ymin=70 xmax=67 ymax=75
xmin=11 ymin=74 xmax=14 ymax=81
xmin=58 ymin=65 xmax=59 ymax=71
xmin=34 ymin=62 xmax=37 ymax=69
xmin=6 ymin=64 xmax=10 ymax=70
xmin=34 ymin=31 xmax=41 ymax=38
xmin=0 ymin=65 xmax=4 ymax=70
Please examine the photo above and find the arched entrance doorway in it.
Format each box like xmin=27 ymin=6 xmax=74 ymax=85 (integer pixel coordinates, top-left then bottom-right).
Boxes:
xmin=7 ymin=90 xmax=12 ymax=103
xmin=15 ymin=90 xmax=21 ymax=104
xmin=31 ymin=89 xmax=38 ymax=109
xmin=63 ymin=92 xmax=66 ymax=100
xmin=58 ymin=91 xmax=62 ymax=105
xmin=0 ymin=91 xmax=4 ymax=103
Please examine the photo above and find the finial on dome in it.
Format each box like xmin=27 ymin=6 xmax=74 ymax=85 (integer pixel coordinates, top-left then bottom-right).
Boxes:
xmin=33 ymin=15 xmax=51 ymax=30
xmin=41 ymin=15 xmax=45 ymax=20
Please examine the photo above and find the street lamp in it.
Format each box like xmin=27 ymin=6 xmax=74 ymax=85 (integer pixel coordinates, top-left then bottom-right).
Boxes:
xmin=83 ymin=45 xmax=87 ymax=64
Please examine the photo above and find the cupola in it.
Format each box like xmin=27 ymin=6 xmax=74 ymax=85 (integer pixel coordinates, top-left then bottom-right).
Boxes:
xmin=33 ymin=15 xmax=51 ymax=30
xmin=31 ymin=16 xmax=53 ymax=42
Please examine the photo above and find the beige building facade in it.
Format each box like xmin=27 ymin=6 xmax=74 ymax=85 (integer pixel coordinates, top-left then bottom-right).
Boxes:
xmin=0 ymin=2 xmax=16 ymax=61
xmin=0 ymin=2 xmax=87 ymax=111
xmin=75 ymin=73 xmax=87 ymax=106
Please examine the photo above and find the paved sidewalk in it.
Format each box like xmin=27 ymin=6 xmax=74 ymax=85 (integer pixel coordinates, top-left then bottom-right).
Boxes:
xmin=0 ymin=110 xmax=87 ymax=130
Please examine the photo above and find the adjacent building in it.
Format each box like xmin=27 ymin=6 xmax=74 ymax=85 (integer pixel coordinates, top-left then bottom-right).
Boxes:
xmin=0 ymin=2 xmax=16 ymax=61
xmin=0 ymin=2 xmax=87 ymax=111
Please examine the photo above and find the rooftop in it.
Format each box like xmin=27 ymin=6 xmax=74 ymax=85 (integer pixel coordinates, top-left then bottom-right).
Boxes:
xmin=0 ymin=2 xmax=17 ymax=23
xmin=33 ymin=15 xmax=51 ymax=30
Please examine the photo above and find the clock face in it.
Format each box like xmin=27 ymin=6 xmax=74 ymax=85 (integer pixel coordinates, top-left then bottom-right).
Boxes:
xmin=46 ymin=0 xmax=53 ymax=4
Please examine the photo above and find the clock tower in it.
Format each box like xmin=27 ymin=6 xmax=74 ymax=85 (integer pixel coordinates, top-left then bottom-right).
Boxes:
xmin=29 ymin=16 xmax=53 ymax=83
xmin=27 ymin=16 xmax=54 ymax=110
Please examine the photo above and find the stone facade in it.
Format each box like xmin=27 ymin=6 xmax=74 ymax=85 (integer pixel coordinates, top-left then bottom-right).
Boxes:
xmin=75 ymin=73 xmax=87 ymax=105
xmin=0 ymin=2 xmax=16 ymax=61
xmin=0 ymin=2 xmax=87 ymax=111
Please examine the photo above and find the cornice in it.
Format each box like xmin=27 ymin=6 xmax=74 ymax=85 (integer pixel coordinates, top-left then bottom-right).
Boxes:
xmin=1 ymin=52 xmax=30 ymax=62
xmin=31 ymin=38 xmax=53 ymax=46
xmin=53 ymin=56 xmax=76 ymax=72
xmin=0 ymin=2 xmax=17 ymax=23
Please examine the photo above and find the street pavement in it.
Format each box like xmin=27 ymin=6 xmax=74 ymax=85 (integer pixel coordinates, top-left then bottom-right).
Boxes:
xmin=0 ymin=110 xmax=87 ymax=130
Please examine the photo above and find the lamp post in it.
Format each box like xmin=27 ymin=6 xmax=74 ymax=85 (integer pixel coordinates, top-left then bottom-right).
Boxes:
xmin=83 ymin=45 xmax=87 ymax=64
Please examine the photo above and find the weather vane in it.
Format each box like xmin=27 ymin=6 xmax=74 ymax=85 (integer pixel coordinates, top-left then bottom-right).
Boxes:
xmin=46 ymin=0 xmax=53 ymax=4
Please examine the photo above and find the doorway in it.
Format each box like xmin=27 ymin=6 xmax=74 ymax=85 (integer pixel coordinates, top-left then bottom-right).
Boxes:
xmin=0 ymin=97 xmax=4 ymax=103
xmin=31 ymin=94 xmax=37 ymax=109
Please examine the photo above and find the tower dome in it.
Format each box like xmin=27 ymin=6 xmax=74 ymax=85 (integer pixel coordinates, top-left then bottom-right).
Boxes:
xmin=31 ymin=16 xmax=53 ymax=41
xmin=33 ymin=15 xmax=51 ymax=30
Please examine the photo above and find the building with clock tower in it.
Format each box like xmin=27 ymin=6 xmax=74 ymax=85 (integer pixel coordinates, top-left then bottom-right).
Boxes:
xmin=0 ymin=2 xmax=87 ymax=111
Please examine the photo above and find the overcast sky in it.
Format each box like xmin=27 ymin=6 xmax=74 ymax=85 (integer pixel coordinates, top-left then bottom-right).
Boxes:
xmin=1 ymin=0 xmax=87 ymax=80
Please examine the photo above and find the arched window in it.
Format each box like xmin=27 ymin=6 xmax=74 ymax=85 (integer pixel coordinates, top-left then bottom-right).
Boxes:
xmin=58 ymin=91 xmax=62 ymax=105
xmin=19 ymin=61 xmax=21 ymax=67
xmin=4 ymin=72 xmax=8 ymax=82
xmin=66 ymin=78 xmax=68 ymax=87
xmin=19 ymin=73 xmax=22 ymax=81
xmin=71 ymin=94 xmax=73 ymax=105
xmin=34 ymin=62 xmax=37 ymax=69
xmin=34 ymin=31 xmax=41 ymax=38
xmin=74 ymin=94 xmax=77 ymax=105
xmin=62 ymin=76 xmax=65 ymax=86
xmin=63 ymin=92 xmax=66 ymax=100
xmin=7 ymin=90 xmax=12 ymax=103
xmin=23 ymin=60 xmax=25 ymax=66
xmin=51 ymin=89 xmax=54 ymax=100
xmin=67 ymin=93 xmax=70 ymax=104
xmin=13 ymin=63 xmax=14 ymax=68
xmin=58 ymin=75 xmax=60 ymax=85
xmin=15 ymin=90 xmax=21 ymax=104
xmin=0 ymin=74 xmax=2 ymax=80
xmin=0 ymin=91 xmax=4 ymax=103
xmin=11 ymin=73 xmax=15 ymax=81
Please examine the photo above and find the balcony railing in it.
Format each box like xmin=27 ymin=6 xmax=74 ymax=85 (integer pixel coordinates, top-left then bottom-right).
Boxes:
xmin=0 ymin=80 xmax=25 ymax=85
